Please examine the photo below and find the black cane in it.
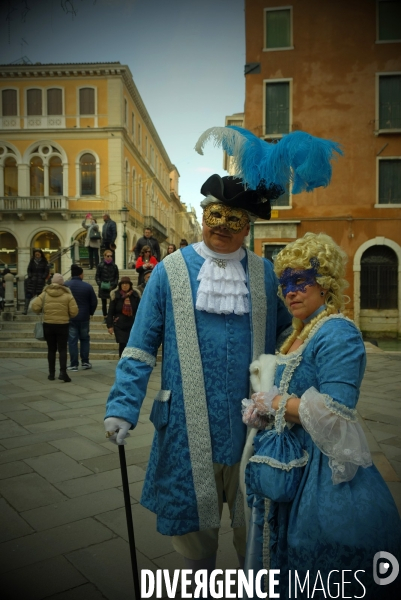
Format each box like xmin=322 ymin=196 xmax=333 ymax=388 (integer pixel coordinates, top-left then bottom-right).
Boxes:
xmin=118 ymin=443 xmax=141 ymax=599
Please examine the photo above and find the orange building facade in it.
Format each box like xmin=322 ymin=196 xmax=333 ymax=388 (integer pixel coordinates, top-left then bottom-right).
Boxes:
xmin=0 ymin=61 xmax=200 ymax=276
xmin=244 ymin=0 xmax=401 ymax=337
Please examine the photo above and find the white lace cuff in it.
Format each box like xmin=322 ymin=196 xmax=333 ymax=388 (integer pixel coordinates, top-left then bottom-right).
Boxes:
xmin=298 ymin=386 xmax=372 ymax=484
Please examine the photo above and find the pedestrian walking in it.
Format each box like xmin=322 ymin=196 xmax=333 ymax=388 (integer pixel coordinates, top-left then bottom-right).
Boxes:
xmin=82 ymin=214 xmax=101 ymax=269
xmin=96 ymin=250 xmax=119 ymax=324
xmin=23 ymin=249 xmax=49 ymax=314
xmin=133 ymin=227 xmax=161 ymax=262
xmin=101 ymin=213 xmax=117 ymax=262
xmin=65 ymin=264 xmax=98 ymax=371
xmin=106 ymin=276 xmax=141 ymax=357
xmin=31 ymin=273 xmax=78 ymax=382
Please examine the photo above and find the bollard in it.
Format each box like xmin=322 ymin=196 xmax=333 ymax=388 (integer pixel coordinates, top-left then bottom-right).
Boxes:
xmin=16 ymin=274 xmax=26 ymax=312
xmin=2 ymin=273 xmax=15 ymax=321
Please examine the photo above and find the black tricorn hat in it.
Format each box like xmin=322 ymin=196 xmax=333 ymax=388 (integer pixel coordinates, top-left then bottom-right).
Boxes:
xmin=200 ymin=175 xmax=284 ymax=220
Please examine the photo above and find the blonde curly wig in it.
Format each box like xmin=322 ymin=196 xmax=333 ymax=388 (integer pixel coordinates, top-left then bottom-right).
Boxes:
xmin=274 ymin=232 xmax=348 ymax=311
xmin=274 ymin=233 xmax=349 ymax=353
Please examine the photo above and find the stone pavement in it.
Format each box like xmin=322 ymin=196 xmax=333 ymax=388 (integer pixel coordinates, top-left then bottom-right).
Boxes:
xmin=0 ymin=349 xmax=400 ymax=600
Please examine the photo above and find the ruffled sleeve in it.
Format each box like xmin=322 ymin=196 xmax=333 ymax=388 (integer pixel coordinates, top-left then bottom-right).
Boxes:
xmin=299 ymin=387 xmax=372 ymax=484
xmin=298 ymin=318 xmax=372 ymax=484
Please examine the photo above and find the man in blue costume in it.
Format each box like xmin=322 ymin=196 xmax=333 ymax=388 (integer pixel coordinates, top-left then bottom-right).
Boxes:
xmin=104 ymin=173 xmax=291 ymax=582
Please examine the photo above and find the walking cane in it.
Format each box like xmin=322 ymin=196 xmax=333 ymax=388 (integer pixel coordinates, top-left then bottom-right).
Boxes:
xmin=118 ymin=443 xmax=141 ymax=599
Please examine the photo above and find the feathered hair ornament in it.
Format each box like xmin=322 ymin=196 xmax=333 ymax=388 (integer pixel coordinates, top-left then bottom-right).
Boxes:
xmin=195 ymin=126 xmax=343 ymax=200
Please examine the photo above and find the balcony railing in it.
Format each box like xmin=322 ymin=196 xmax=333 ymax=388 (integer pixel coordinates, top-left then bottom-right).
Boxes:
xmin=0 ymin=196 xmax=69 ymax=211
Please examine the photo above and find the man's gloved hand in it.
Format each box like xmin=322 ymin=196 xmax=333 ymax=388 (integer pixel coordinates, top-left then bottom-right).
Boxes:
xmin=104 ymin=417 xmax=132 ymax=445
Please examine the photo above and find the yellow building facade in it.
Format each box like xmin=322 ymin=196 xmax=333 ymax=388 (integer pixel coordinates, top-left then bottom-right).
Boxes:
xmin=0 ymin=61 xmax=199 ymax=275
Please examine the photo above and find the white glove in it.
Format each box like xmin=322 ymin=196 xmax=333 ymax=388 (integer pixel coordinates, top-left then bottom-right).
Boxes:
xmin=104 ymin=417 xmax=132 ymax=445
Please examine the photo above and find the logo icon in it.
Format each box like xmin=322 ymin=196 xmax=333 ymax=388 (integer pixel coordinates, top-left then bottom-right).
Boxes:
xmin=373 ymin=552 xmax=399 ymax=586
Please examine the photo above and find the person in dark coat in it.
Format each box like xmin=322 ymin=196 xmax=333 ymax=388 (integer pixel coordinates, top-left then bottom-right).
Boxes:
xmin=101 ymin=213 xmax=117 ymax=262
xmin=23 ymin=249 xmax=50 ymax=314
xmin=107 ymin=276 xmax=141 ymax=357
xmin=133 ymin=227 xmax=161 ymax=262
xmin=95 ymin=249 xmax=119 ymax=323
xmin=65 ymin=264 xmax=98 ymax=371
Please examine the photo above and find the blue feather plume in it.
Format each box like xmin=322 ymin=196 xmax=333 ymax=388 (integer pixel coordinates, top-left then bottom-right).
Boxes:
xmin=195 ymin=126 xmax=343 ymax=194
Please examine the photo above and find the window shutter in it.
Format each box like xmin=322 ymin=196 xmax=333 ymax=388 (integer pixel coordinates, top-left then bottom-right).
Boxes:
xmin=265 ymin=82 xmax=290 ymax=135
xmin=2 ymin=89 xmax=17 ymax=116
xmin=379 ymin=160 xmax=401 ymax=204
xmin=79 ymin=88 xmax=95 ymax=115
xmin=379 ymin=75 xmax=401 ymax=129
xmin=47 ymin=89 xmax=62 ymax=115
xmin=266 ymin=9 xmax=290 ymax=48
xmin=378 ymin=0 xmax=401 ymax=41
xmin=27 ymin=89 xmax=42 ymax=115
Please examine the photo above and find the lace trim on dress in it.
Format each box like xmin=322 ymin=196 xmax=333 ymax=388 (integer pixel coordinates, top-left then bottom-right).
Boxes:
xmin=249 ymin=450 xmax=309 ymax=471
xmin=163 ymin=250 xmax=220 ymax=530
xmin=262 ymin=497 xmax=272 ymax=577
xmin=299 ymin=386 xmax=372 ymax=484
xmin=121 ymin=347 xmax=156 ymax=367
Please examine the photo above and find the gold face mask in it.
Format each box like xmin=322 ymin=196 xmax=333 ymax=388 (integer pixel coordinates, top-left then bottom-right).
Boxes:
xmin=203 ymin=203 xmax=249 ymax=232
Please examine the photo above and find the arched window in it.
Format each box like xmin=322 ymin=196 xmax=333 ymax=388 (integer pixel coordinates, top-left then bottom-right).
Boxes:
xmin=138 ymin=175 xmax=142 ymax=212
xmin=2 ymin=89 xmax=17 ymax=116
xmin=4 ymin=157 xmax=18 ymax=196
xmin=361 ymin=245 xmax=398 ymax=309
xmin=30 ymin=156 xmax=44 ymax=196
xmin=125 ymin=161 xmax=129 ymax=203
xmin=80 ymin=153 xmax=96 ymax=195
xmin=49 ymin=156 xmax=63 ymax=195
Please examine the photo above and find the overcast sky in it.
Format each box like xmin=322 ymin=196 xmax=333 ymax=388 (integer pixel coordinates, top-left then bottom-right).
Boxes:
xmin=0 ymin=0 xmax=246 ymax=223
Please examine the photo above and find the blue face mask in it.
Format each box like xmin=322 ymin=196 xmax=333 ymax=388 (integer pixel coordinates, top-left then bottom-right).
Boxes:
xmin=279 ymin=258 xmax=320 ymax=295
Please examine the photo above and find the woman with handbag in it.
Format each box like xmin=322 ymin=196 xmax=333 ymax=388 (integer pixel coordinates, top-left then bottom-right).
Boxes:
xmin=106 ymin=276 xmax=141 ymax=357
xmin=135 ymin=245 xmax=157 ymax=285
xmin=82 ymin=215 xmax=101 ymax=269
xmin=96 ymin=249 xmax=119 ymax=324
xmin=242 ymin=233 xmax=401 ymax=599
xmin=32 ymin=273 xmax=78 ymax=382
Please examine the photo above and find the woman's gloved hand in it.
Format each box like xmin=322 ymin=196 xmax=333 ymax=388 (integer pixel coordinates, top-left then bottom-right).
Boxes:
xmin=241 ymin=386 xmax=279 ymax=429
xmin=104 ymin=417 xmax=132 ymax=445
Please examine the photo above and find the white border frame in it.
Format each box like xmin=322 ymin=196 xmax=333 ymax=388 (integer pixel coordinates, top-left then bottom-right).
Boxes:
xmin=76 ymin=86 xmax=98 ymax=128
xmin=75 ymin=149 xmax=100 ymax=198
xmin=375 ymin=155 xmax=401 ymax=207
xmin=263 ymin=78 xmax=293 ymax=139
xmin=376 ymin=0 xmax=401 ymax=44
xmin=353 ymin=236 xmax=401 ymax=334
xmin=263 ymin=6 xmax=294 ymax=52
xmin=375 ymin=72 xmax=401 ymax=134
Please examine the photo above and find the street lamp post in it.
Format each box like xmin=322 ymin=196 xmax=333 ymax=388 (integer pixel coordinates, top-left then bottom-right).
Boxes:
xmin=120 ymin=206 xmax=129 ymax=269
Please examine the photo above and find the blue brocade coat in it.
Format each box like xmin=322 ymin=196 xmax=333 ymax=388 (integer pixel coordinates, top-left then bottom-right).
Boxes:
xmin=245 ymin=315 xmax=401 ymax=600
xmin=105 ymin=245 xmax=291 ymax=536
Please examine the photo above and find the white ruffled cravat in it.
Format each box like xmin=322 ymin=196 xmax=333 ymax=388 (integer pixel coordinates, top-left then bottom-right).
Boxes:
xmin=193 ymin=242 xmax=249 ymax=315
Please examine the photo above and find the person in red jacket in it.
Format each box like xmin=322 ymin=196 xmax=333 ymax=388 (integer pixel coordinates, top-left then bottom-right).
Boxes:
xmin=135 ymin=245 xmax=158 ymax=285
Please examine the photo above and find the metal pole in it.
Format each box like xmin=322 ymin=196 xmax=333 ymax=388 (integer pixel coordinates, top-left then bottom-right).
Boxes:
xmin=123 ymin=224 xmax=127 ymax=269
xmin=118 ymin=444 xmax=141 ymax=599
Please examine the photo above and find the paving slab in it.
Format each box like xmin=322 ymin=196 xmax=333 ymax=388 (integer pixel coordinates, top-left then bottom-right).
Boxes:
xmin=0 ymin=498 xmax=34 ymax=543
xmin=0 ymin=419 xmax=30 ymax=439
xmin=54 ymin=464 xmax=145 ymax=498
xmin=66 ymin=538 xmax=156 ymax=600
xmin=24 ymin=451 xmax=93 ymax=482
xmin=0 ymin=472 xmax=67 ymax=511
xmin=45 ymin=583 xmax=107 ymax=600
xmin=24 ymin=399 xmax=70 ymax=413
xmin=48 ymin=437 xmax=113 ymax=461
xmin=0 ymin=459 xmax=33 ymax=479
xmin=0 ymin=517 xmax=114 ymax=573
xmin=80 ymin=445 xmax=152 ymax=472
xmin=0 ymin=428 xmax=86 ymax=449
xmin=25 ymin=416 xmax=98 ymax=433
xmin=4 ymin=408 xmax=52 ymax=425
xmin=21 ymin=488 xmax=125 ymax=531
xmin=2 ymin=555 xmax=87 ymax=600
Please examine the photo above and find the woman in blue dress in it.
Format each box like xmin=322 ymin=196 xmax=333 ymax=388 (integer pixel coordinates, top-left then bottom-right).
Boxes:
xmin=242 ymin=232 xmax=401 ymax=600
